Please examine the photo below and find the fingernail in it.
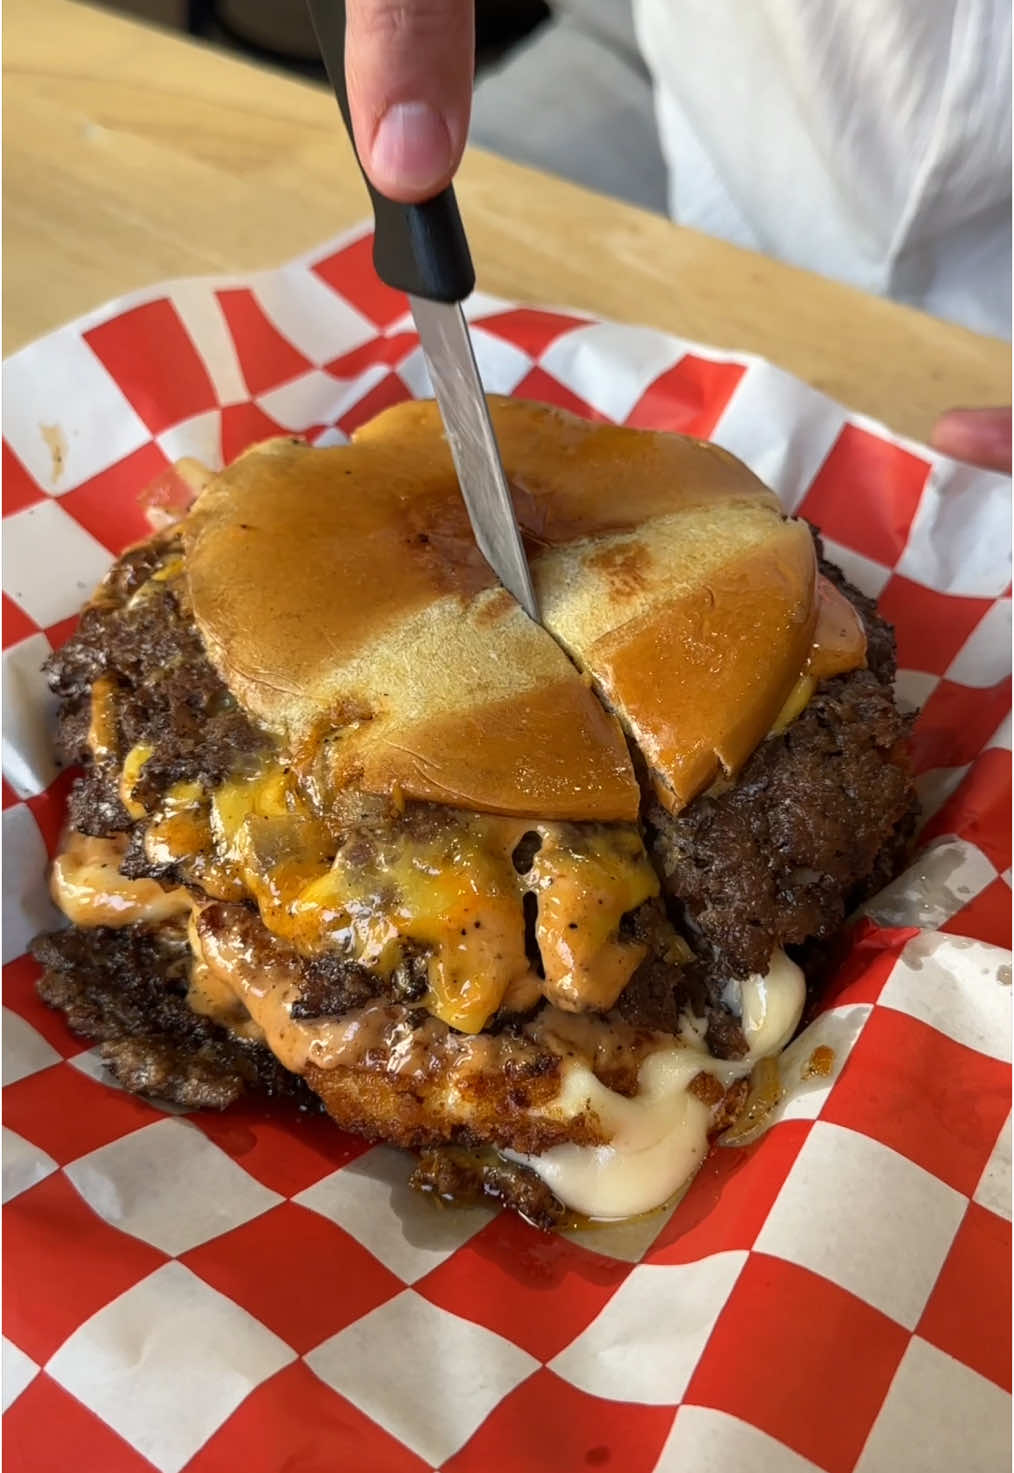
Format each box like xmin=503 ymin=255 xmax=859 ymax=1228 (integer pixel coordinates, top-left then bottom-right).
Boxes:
xmin=370 ymin=102 xmax=453 ymax=196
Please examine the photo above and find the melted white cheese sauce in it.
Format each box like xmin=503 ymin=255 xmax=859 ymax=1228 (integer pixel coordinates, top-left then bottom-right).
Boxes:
xmin=507 ymin=1048 xmax=712 ymax=1218
xmin=510 ymin=950 xmax=805 ymax=1219
xmin=738 ymin=951 xmax=807 ymax=1059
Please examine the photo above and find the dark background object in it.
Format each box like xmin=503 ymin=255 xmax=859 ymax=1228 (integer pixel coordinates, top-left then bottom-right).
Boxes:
xmin=177 ymin=0 xmax=550 ymax=77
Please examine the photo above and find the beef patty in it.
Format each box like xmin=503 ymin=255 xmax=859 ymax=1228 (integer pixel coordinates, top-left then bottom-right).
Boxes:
xmin=32 ymin=922 xmax=317 ymax=1111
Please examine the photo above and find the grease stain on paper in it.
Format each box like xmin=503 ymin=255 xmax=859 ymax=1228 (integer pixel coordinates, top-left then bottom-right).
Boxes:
xmin=40 ymin=423 xmax=67 ymax=486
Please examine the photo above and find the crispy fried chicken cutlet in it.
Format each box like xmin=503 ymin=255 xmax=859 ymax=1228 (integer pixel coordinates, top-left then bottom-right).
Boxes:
xmin=33 ymin=398 xmax=917 ymax=1226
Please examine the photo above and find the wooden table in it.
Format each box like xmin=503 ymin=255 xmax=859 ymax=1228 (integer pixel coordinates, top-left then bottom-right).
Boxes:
xmin=5 ymin=0 xmax=1009 ymax=443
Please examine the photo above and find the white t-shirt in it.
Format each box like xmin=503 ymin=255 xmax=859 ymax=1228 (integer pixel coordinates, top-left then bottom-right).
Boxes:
xmin=632 ymin=0 xmax=1012 ymax=337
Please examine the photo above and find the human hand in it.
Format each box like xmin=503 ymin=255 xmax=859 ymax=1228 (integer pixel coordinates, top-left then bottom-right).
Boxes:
xmin=345 ymin=0 xmax=475 ymax=202
xmin=931 ymin=407 xmax=1012 ymax=473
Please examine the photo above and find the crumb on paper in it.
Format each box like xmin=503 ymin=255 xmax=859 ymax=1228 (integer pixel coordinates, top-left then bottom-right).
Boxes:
xmin=998 ymin=964 xmax=1011 ymax=987
xmin=40 ymin=423 xmax=67 ymax=485
xmin=802 ymin=1044 xmax=835 ymax=1079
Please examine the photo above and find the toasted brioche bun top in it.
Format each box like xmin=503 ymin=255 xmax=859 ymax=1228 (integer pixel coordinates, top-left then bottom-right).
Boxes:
xmin=183 ymin=397 xmax=864 ymax=819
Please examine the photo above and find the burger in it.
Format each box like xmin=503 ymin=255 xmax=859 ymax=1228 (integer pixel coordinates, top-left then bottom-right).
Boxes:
xmin=32 ymin=398 xmax=917 ymax=1227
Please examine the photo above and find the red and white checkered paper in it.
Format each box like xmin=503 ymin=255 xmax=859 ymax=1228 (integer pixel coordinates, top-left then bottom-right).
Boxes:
xmin=2 ymin=225 xmax=1011 ymax=1473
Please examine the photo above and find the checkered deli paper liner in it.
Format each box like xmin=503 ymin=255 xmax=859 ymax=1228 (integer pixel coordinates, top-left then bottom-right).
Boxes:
xmin=2 ymin=226 xmax=1011 ymax=1473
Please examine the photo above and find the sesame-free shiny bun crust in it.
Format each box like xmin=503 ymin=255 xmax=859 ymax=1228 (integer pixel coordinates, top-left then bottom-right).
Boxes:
xmin=183 ymin=399 xmax=863 ymax=819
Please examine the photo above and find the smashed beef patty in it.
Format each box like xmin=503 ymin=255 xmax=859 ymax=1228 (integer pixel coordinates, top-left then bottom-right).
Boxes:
xmin=649 ymin=669 xmax=917 ymax=981
xmin=32 ymin=923 xmax=317 ymax=1111
xmin=48 ymin=530 xmax=268 ymax=840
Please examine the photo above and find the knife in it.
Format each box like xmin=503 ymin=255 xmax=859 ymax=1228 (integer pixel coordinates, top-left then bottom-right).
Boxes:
xmin=305 ymin=0 xmax=540 ymax=622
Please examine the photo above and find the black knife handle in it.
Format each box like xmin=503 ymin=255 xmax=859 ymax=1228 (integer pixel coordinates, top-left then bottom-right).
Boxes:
xmin=305 ymin=0 xmax=476 ymax=303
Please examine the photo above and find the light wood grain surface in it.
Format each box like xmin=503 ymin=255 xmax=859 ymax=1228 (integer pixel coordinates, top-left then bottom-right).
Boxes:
xmin=5 ymin=0 xmax=1009 ymax=442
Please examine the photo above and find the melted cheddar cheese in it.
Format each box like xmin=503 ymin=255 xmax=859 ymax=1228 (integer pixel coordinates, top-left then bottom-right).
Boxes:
xmin=119 ymin=742 xmax=154 ymax=819
xmin=110 ymin=760 xmax=662 ymax=1034
xmin=87 ymin=674 xmax=120 ymax=762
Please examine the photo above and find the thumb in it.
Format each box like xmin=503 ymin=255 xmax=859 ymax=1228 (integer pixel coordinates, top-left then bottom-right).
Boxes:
xmin=345 ymin=0 xmax=475 ymax=203
xmin=930 ymin=407 xmax=1012 ymax=473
